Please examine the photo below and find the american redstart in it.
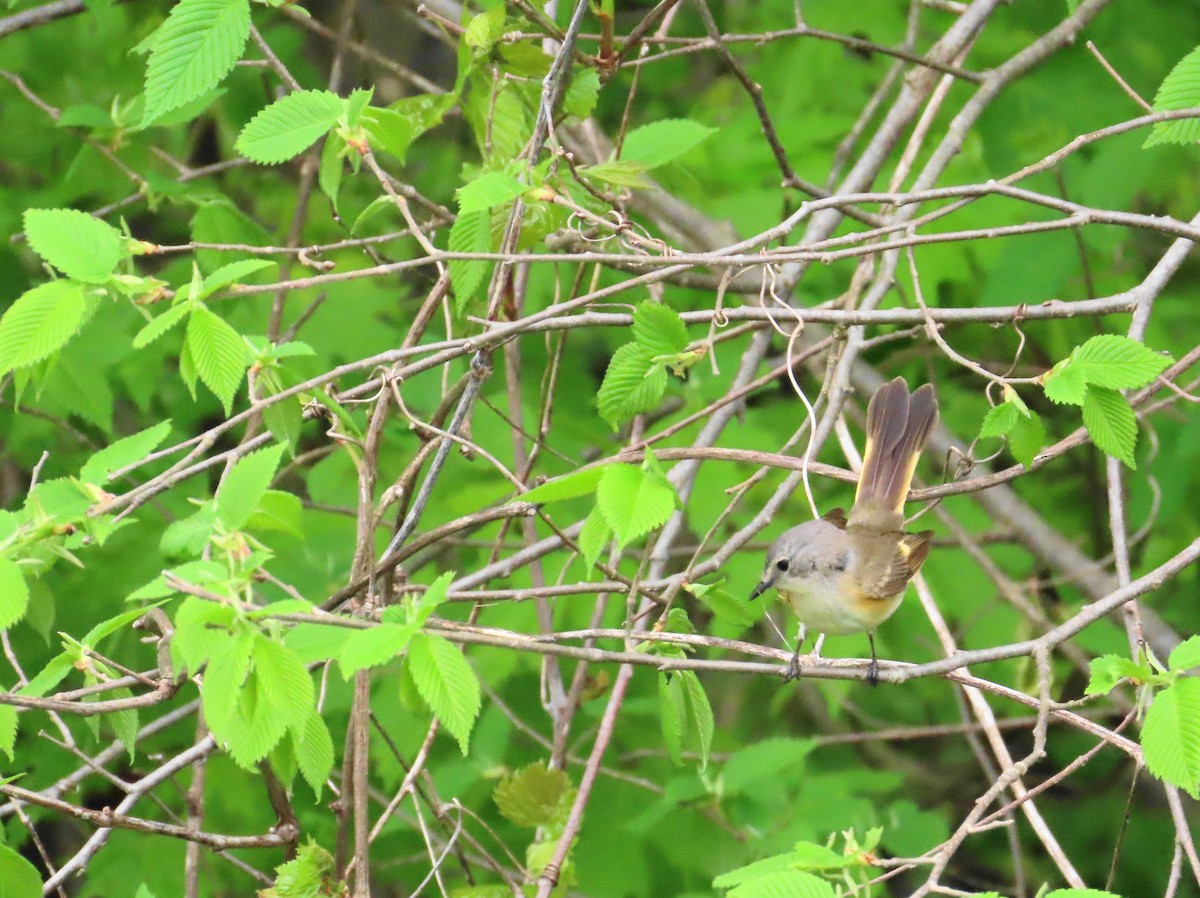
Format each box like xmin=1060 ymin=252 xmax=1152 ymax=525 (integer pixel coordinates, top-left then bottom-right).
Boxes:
xmin=749 ymin=377 xmax=938 ymax=684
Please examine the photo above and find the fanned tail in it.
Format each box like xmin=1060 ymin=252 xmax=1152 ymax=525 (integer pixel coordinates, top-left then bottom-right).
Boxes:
xmin=851 ymin=378 xmax=938 ymax=525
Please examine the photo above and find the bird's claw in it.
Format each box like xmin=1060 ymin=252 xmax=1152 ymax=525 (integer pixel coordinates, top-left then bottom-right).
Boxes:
xmin=865 ymin=656 xmax=880 ymax=687
xmin=783 ymin=647 xmax=823 ymax=682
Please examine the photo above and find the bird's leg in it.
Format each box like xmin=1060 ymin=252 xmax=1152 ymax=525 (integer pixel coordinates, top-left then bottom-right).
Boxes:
xmin=784 ymin=623 xmax=808 ymax=681
xmin=866 ymin=632 xmax=880 ymax=687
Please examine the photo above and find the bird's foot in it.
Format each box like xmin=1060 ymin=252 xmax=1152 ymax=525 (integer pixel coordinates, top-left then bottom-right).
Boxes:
xmin=783 ymin=645 xmax=823 ymax=682
xmin=865 ymin=656 xmax=880 ymax=687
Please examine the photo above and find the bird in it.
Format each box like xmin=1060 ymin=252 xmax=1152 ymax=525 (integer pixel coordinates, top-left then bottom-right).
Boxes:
xmin=749 ymin=377 xmax=938 ymax=685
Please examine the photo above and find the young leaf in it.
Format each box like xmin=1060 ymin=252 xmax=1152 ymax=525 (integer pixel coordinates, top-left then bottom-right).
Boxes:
xmin=632 ymin=301 xmax=688 ymax=358
xmin=1085 ymin=654 xmax=1149 ymax=695
xmin=245 ymin=490 xmax=302 ymax=536
xmin=520 ymin=465 xmax=607 ymax=504
xmin=197 ymin=259 xmax=276 ymax=299
xmin=337 ymin=622 xmax=418 ymax=678
xmin=581 ymin=160 xmax=651 ymax=189
xmin=296 ymin=709 xmax=335 ymax=798
xmin=1141 ymin=678 xmax=1200 ymax=797
xmin=978 ymin=400 xmax=1018 ymax=439
xmin=1008 ymin=407 xmax=1046 ymax=469
xmin=23 ymin=208 xmax=123 ymax=283
xmin=620 ymin=119 xmax=716 ymax=169
xmin=0 ymin=281 xmax=89 ymax=375
xmin=186 ymin=306 xmax=246 ymax=414
xmin=253 ymin=636 xmax=314 ymax=734
xmin=448 ymin=209 xmax=491 ymax=312
xmin=0 ymin=704 xmax=16 ymax=762
xmin=236 ymin=90 xmax=345 ymax=164
xmin=597 ymin=344 xmax=667 ymax=430
xmin=456 ymin=171 xmax=526 ymax=214
xmin=142 ymin=0 xmax=251 ymax=123
xmin=562 ymin=67 xmax=601 ymax=120
xmin=407 ymin=633 xmax=481 ymax=755
xmin=578 ymin=505 xmax=611 ymax=572
xmin=160 ymin=504 xmax=217 ymax=559
xmin=724 ymin=870 xmax=835 ymax=898
xmin=1145 ymin=46 xmax=1200 ymax=147
xmin=1042 ymin=361 xmax=1087 ymax=405
xmin=216 ymin=443 xmax=286 ymax=531
xmin=133 ymin=302 xmax=192 ymax=348
xmin=0 ymin=558 xmax=31 ymax=630
xmin=659 ymin=669 xmax=714 ymax=770
xmin=494 ymin=763 xmax=573 ymax=828
xmin=362 ymin=107 xmax=416 ymax=162
xmin=1082 ymin=385 xmax=1138 ymax=469
xmin=689 ymin=582 xmax=756 ymax=629
xmin=1071 ymin=334 xmax=1173 ymax=389
xmin=0 ymin=843 xmax=43 ymax=898
xmin=225 ymin=669 xmax=289 ymax=768
xmin=319 ymin=132 xmax=345 ymax=215
xmin=267 ymin=840 xmax=338 ymax=897
xmin=596 ymin=463 xmax=676 ymax=547
xmin=1170 ymin=635 xmax=1200 ymax=672
xmin=79 ymin=420 xmax=173 ymax=484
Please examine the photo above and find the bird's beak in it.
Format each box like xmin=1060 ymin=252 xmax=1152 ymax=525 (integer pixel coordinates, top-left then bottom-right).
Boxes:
xmin=749 ymin=579 xmax=772 ymax=601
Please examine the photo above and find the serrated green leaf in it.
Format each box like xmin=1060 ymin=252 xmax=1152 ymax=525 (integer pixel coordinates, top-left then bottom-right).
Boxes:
xmin=245 ymin=489 xmax=302 ymax=536
xmin=216 ymin=443 xmax=286 ymax=530
xmin=337 ymin=622 xmax=418 ymax=678
xmin=790 ymin=842 xmax=851 ymax=870
xmin=494 ymin=763 xmax=573 ymax=827
xmin=0 ymin=843 xmax=43 ymax=898
xmin=199 ymin=628 xmax=253 ymax=731
xmin=563 ymin=67 xmax=600 ymax=119
xmin=296 ymin=709 xmax=334 ymax=798
xmin=79 ymin=420 xmax=173 ymax=484
xmin=226 ymin=668 xmax=289 ymax=768
xmin=448 ymin=209 xmax=491 ymax=313
xmin=1008 ymin=407 xmax=1045 ymax=468
xmin=0 ymin=704 xmax=16 ymax=763
xmin=0 ymin=281 xmax=89 ymax=374
xmin=1083 ymin=385 xmax=1138 ymax=469
xmin=407 ymin=633 xmax=480 ymax=755
xmin=979 ymin=400 xmax=1019 ymax=439
xmin=620 ymin=119 xmax=716 ymax=169
xmin=581 ymin=160 xmax=651 ymax=189
xmin=133 ymin=302 xmax=192 ymax=348
xmin=520 ymin=466 xmax=607 ymax=504
xmin=362 ymin=107 xmax=415 ymax=162
xmin=318 ymin=132 xmax=345 ymax=215
xmin=663 ymin=669 xmax=714 ymax=771
xmin=268 ymin=839 xmax=337 ymax=897
xmin=344 ymin=87 xmax=373 ymax=127
xmin=197 ymin=259 xmax=276 ymax=299
xmin=632 ymin=301 xmax=688 ymax=357
xmin=253 ymin=635 xmax=313 ymax=734
xmin=0 ymin=559 xmax=31 ymax=631
xmin=1145 ymin=47 xmax=1200 ymax=147
xmin=1043 ymin=361 xmax=1088 ymax=405
xmin=186 ymin=306 xmax=245 ymax=413
xmin=142 ymin=0 xmax=250 ymax=123
xmin=1085 ymin=654 xmax=1149 ymax=695
xmin=286 ymin=623 xmax=355 ymax=665
xmin=463 ymin=5 xmax=505 ymax=54
xmin=456 ymin=171 xmax=526 ymax=214
xmin=713 ymin=854 xmax=797 ymax=889
xmin=726 ymin=870 xmax=836 ymax=898
xmin=236 ymin=90 xmax=345 ymax=164
xmin=597 ymin=343 xmax=667 ymax=429
xmin=160 ymin=504 xmax=217 ymax=559
xmin=1071 ymin=335 xmax=1173 ymax=389
xmin=1170 ymin=635 xmax=1200 ymax=672
xmin=578 ymin=504 xmax=611 ymax=572
xmin=1142 ymin=678 xmax=1200 ymax=797
xmin=596 ymin=463 xmax=676 ymax=547
xmin=23 ymin=208 xmax=123 ymax=283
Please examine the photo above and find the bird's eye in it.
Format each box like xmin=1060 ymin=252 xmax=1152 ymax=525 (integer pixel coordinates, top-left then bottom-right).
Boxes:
xmin=775 ymin=559 xmax=790 ymax=572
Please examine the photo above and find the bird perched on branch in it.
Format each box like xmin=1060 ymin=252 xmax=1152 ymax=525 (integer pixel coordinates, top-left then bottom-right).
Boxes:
xmin=749 ymin=377 xmax=938 ymax=685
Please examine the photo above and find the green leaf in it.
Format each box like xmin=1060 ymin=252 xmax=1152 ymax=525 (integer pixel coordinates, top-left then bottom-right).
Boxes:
xmin=362 ymin=107 xmax=416 ymax=162
xmin=1008 ymin=406 xmax=1045 ymax=468
xmin=245 ymin=489 xmax=302 ymax=536
xmin=1071 ymin=334 xmax=1173 ymax=389
xmin=337 ymin=622 xmax=418 ymax=678
xmin=318 ymin=133 xmax=345 ymax=215
xmin=596 ymin=463 xmax=676 ymax=547
xmin=186 ymin=306 xmax=246 ymax=414
xmin=1044 ymin=890 xmax=1125 ymax=898
xmin=448 ymin=209 xmax=491 ymax=313
xmin=689 ymin=583 xmax=756 ymax=629
xmin=578 ymin=504 xmax=611 ymax=572
xmin=659 ymin=670 xmax=713 ymax=770
xmin=79 ymin=420 xmax=173 ymax=484
xmin=620 ymin=119 xmax=716 ymax=169
xmin=713 ymin=854 xmax=797 ymax=889
xmin=1141 ymin=678 xmax=1200 ymax=797
xmin=494 ymin=762 xmax=573 ymax=827
xmin=562 ymin=67 xmax=601 ymax=119
xmin=1145 ymin=47 xmax=1200 ymax=147
xmin=133 ymin=302 xmax=192 ymax=349
xmin=463 ymin=4 xmax=505 ymax=54
xmin=1042 ymin=361 xmax=1088 ymax=405
xmin=0 ymin=281 xmax=89 ymax=374
xmin=725 ymin=870 xmax=835 ymax=898
xmin=142 ymin=0 xmax=251 ymax=123
xmin=632 ymin=301 xmax=688 ymax=357
xmin=597 ymin=343 xmax=667 ymax=430
xmin=296 ymin=709 xmax=335 ymax=798
xmin=520 ymin=466 xmax=608 ymax=504
xmin=456 ymin=171 xmax=526 ymax=214
xmin=268 ymin=840 xmax=338 ymax=897
xmin=216 ymin=443 xmax=286 ymax=530
xmin=23 ymin=208 xmax=123 ymax=283
xmin=197 ymin=259 xmax=276 ymax=299
xmin=1085 ymin=654 xmax=1149 ymax=695
xmin=160 ymin=504 xmax=217 ymax=559
xmin=1170 ymin=635 xmax=1200 ymax=672
xmin=978 ymin=400 xmax=1019 ymax=439
xmin=236 ymin=90 xmax=345 ymax=164
xmin=253 ymin=636 xmax=314 ymax=734
xmin=407 ymin=633 xmax=481 ymax=755
xmin=226 ymin=668 xmax=289 ymax=768
xmin=83 ymin=605 xmax=161 ymax=647
xmin=286 ymin=623 xmax=355 ymax=665
xmin=1082 ymin=385 xmax=1138 ymax=469
xmin=0 ymin=559 xmax=31 ymax=631
xmin=18 ymin=652 xmax=73 ymax=698
xmin=402 ymin=571 xmax=456 ymax=627
xmin=581 ymin=160 xmax=651 ymax=189
xmin=790 ymin=842 xmax=852 ymax=870
xmin=0 ymin=704 xmax=16 ymax=762
xmin=0 ymin=843 xmax=43 ymax=898
xmin=344 ymin=87 xmax=374 ymax=128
